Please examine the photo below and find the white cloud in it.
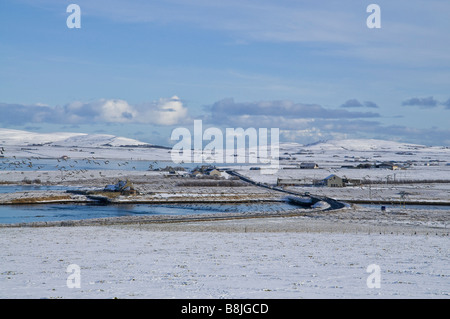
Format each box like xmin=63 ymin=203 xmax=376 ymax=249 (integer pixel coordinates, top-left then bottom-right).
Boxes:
xmin=137 ymin=96 xmax=189 ymax=125
xmin=61 ymin=96 xmax=190 ymax=125
xmin=98 ymin=99 xmax=137 ymax=123
xmin=63 ymin=99 xmax=137 ymax=123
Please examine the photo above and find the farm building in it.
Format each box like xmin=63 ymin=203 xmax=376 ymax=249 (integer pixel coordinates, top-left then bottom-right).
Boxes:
xmin=323 ymin=174 xmax=345 ymax=187
xmin=207 ymin=169 xmax=222 ymax=177
xmin=104 ymin=180 xmax=138 ymax=195
xmin=190 ymin=170 xmax=203 ymax=177
xmin=377 ymin=162 xmax=399 ymax=170
xmin=190 ymin=165 xmax=222 ymax=177
xmin=299 ymin=162 xmax=319 ymax=169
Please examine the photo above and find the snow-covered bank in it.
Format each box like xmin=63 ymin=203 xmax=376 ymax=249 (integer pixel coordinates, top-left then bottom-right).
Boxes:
xmin=0 ymin=224 xmax=448 ymax=299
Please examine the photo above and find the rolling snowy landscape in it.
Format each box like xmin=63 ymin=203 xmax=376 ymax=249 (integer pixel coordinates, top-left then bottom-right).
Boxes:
xmin=3 ymin=0 xmax=450 ymax=304
xmin=0 ymin=128 xmax=448 ymax=299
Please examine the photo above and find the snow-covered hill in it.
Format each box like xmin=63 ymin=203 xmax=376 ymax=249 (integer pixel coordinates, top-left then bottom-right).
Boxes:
xmin=278 ymin=138 xmax=447 ymax=155
xmin=0 ymin=128 xmax=150 ymax=148
xmin=56 ymin=134 xmax=149 ymax=148
xmin=2 ymin=128 xmax=446 ymax=151
xmin=301 ymin=139 xmax=428 ymax=152
xmin=1 ymin=128 xmax=448 ymax=162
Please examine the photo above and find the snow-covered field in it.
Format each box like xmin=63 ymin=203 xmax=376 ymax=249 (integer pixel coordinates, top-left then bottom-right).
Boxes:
xmin=240 ymin=165 xmax=450 ymax=185
xmin=0 ymin=222 xmax=448 ymax=299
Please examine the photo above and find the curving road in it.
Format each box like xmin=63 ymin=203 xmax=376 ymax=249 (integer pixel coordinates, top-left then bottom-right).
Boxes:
xmin=226 ymin=170 xmax=346 ymax=211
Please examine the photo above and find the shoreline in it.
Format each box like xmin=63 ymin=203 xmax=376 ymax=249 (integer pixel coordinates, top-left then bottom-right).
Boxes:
xmin=1 ymin=195 xmax=449 ymax=206
xmin=0 ymin=198 xmax=286 ymax=205
xmin=1 ymin=203 xmax=448 ymax=237
xmin=340 ymin=199 xmax=450 ymax=206
xmin=0 ymin=208 xmax=316 ymax=228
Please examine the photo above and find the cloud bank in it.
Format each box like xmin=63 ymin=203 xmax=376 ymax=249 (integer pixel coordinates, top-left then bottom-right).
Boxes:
xmin=201 ymin=98 xmax=449 ymax=146
xmin=0 ymin=96 xmax=189 ymax=126
xmin=206 ymin=98 xmax=379 ymax=126
xmin=1 ymin=96 xmax=449 ymax=146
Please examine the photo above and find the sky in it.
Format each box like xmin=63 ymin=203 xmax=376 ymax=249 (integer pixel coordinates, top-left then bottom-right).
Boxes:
xmin=0 ymin=0 xmax=449 ymax=146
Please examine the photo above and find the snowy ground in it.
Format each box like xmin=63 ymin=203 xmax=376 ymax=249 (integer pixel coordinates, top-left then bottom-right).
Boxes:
xmin=1 ymin=217 xmax=448 ymax=302
xmin=0 ymin=222 xmax=448 ymax=299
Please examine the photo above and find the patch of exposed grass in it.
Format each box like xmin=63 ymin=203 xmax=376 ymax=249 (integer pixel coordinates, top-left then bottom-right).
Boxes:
xmin=10 ymin=195 xmax=73 ymax=204
xmin=86 ymin=191 xmax=122 ymax=199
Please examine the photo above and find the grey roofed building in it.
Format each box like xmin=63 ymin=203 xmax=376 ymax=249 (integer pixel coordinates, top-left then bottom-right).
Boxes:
xmin=299 ymin=162 xmax=319 ymax=169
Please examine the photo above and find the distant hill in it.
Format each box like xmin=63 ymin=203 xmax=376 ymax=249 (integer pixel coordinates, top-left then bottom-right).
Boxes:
xmin=1 ymin=128 xmax=445 ymax=154
xmin=0 ymin=128 xmax=157 ymax=148
xmin=277 ymin=138 xmax=449 ymax=158
xmin=299 ymin=139 xmax=428 ymax=152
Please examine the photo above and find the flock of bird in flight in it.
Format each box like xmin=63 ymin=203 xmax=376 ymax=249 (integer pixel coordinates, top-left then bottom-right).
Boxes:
xmin=0 ymin=147 xmax=159 ymax=180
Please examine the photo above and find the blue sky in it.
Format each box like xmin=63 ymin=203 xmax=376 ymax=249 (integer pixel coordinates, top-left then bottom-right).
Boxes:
xmin=1 ymin=0 xmax=449 ymax=146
